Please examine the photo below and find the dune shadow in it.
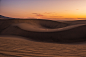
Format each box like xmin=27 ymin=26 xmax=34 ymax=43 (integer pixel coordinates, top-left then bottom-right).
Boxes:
xmin=0 ymin=25 xmax=86 ymax=44
xmin=0 ymin=19 xmax=86 ymax=44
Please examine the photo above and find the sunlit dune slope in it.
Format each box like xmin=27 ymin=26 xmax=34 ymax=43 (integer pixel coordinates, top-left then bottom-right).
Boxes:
xmin=13 ymin=23 xmax=85 ymax=32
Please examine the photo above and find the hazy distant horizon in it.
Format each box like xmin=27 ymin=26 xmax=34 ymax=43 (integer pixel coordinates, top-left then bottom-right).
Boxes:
xmin=0 ymin=14 xmax=86 ymax=22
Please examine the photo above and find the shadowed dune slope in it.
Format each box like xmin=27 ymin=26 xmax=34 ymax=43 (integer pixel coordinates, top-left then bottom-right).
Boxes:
xmin=0 ymin=20 xmax=13 ymax=32
xmin=1 ymin=24 xmax=86 ymax=43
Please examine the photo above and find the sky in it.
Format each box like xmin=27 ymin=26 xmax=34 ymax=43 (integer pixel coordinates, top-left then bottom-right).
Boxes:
xmin=0 ymin=0 xmax=86 ymax=20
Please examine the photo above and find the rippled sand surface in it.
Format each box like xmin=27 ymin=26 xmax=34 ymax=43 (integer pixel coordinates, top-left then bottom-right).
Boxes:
xmin=0 ymin=36 xmax=86 ymax=57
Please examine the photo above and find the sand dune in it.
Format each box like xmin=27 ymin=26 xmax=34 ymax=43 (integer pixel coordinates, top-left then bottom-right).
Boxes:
xmin=0 ymin=19 xmax=86 ymax=43
xmin=1 ymin=23 xmax=86 ymax=43
xmin=0 ymin=19 xmax=69 ymax=32
xmin=0 ymin=19 xmax=86 ymax=57
xmin=13 ymin=23 xmax=85 ymax=32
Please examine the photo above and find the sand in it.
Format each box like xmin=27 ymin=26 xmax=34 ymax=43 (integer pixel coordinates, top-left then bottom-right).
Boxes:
xmin=0 ymin=19 xmax=86 ymax=57
xmin=0 ymin=36 xmax=86 ymax=57
xmin=13 ymin=23 xmax=85 ymax=32
xmin=1 ymin=23 xmax=86 ymax=43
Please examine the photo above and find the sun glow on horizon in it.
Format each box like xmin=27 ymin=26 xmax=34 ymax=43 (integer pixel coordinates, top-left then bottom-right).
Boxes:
xmin=1 ymin=0 xmax=86 ymax=20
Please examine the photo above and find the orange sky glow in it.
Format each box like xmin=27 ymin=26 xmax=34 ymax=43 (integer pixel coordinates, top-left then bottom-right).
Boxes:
xmin=1 ymin=0 xmax=86 ymax=20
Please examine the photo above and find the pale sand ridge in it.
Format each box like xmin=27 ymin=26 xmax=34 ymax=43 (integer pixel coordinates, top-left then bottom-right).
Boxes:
xmin=13 ymin=23 xmax=85 ymax=32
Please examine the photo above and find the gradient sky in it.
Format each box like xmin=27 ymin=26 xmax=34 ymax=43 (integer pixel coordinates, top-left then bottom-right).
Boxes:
xmin=1 ymin=0 xmax=86 ymax=20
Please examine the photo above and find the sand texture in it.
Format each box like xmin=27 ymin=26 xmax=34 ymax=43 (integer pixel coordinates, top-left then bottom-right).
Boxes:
xmin=0 ymin=36 xmax=86 ymax=57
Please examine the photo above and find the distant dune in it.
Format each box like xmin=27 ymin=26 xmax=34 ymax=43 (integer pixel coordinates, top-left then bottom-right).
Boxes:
xmin=64 ymin=20 xmax=86 ymax=25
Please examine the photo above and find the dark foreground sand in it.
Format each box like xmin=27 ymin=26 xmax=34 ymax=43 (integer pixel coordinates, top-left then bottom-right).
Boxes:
xmin=0 ymin=19 xmax=86 ymax=57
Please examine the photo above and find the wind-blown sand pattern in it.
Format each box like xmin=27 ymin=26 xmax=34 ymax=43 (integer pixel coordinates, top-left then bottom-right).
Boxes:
xmin=0 ymin=19 xmax=86 ymax=57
